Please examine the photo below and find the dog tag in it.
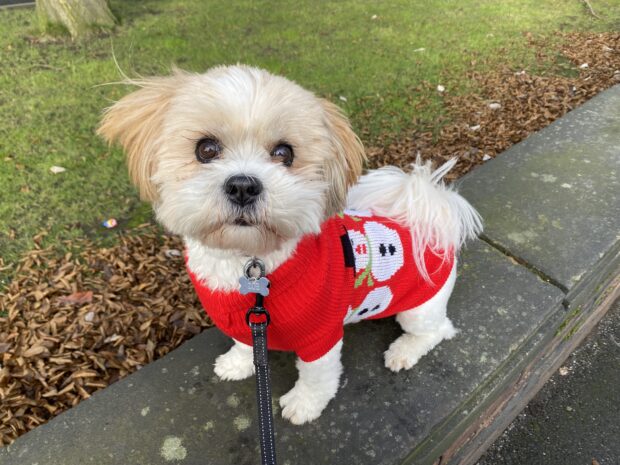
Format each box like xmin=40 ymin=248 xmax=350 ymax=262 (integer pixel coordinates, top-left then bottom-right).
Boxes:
xmin=239 ymin=276 xmax=270 ymax=296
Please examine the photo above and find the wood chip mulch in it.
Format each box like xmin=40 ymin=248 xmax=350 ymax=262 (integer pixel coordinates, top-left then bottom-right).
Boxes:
xmin=0 ymin=226 xmax=206 ymax=445
xmin=1 ymin=31 xmax=619 ymax=446
xmin=367 ymin=32 xmax=620 ymax=181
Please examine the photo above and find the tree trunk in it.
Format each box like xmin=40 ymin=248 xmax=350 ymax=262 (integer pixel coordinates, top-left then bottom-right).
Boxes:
xmin=36 ymin=0 xmax=116 ymax=39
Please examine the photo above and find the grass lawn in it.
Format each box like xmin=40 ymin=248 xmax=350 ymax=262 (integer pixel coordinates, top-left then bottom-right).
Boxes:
xmin=0 ymin=0 xmax=618 ymax=287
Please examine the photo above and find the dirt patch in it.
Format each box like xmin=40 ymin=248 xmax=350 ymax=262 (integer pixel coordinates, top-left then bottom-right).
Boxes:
xmin=368 ymin=32 xmax=620 ymax=181
xmin=1 ymin=32 xmax=620 ymax=445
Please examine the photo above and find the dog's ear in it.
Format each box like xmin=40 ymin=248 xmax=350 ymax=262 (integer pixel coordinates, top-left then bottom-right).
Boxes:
xmin=320 ymin=99 xmax=366 ymax=215
xmin=98 ymin=74 xmax=185 ymax=202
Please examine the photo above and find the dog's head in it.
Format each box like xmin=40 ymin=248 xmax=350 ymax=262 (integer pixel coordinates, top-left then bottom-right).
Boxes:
xmin=98 ymin=65 xmax=365 ymax=255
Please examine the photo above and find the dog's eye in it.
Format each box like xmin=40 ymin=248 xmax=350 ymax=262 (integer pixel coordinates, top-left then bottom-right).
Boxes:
xmin=195 ymin=138 xmax=221 ymax=163
xmin=270 ymin=143 xmax=294 ymax=167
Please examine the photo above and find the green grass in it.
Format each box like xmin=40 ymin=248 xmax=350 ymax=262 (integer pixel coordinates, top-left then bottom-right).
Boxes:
xmin=0 ymin=0 xmax=618 ymax=287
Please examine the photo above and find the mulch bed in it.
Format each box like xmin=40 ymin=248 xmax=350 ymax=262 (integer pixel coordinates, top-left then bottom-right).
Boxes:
xmin=1 ymin=31 xmax=619 ymax=446
xmin=368 ymin=32 xmax=620 ymax=180
xmin=0 ymin=227 xmax=205 ymax=444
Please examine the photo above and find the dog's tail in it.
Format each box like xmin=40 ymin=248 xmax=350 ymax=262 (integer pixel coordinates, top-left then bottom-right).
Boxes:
xmin=346 ymin=157 xmax=482 ymax=281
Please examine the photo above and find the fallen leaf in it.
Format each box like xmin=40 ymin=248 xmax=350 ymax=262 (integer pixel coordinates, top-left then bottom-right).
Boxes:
xmin=22 ymin=345 xmax=49 ymax=358
xmin=49 ymin=166 xmax=66 ymax=174
xmin=57 ymin=291 xmax=93 ymax=306
xmin=103 ymin=334 xmax=122 ymax=343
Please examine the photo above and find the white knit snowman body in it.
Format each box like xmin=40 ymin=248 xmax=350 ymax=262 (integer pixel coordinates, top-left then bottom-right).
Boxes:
xmin=344 ymin=210 xmax=406 ymax=323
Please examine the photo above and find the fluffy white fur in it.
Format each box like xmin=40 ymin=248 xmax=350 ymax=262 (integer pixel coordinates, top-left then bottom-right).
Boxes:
xmin=185 ymin=236 xmax=300 ymax=291
xmin=347 ymin=158 xmax=482 ymax=282
xmin=98 ymin=65 xmax=482 ymax=425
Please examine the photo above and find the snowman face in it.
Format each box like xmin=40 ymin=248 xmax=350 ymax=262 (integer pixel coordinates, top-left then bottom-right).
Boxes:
xmin=364 ymin=221 xmax=404 ymax=282
xmin=348 ymin=229 xmax=369 ymax=273
xmin=345 ymin=286 xmax=393 ymax=324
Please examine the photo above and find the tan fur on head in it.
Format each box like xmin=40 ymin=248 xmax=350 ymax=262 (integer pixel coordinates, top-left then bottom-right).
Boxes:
xmin=97 ymin=65 xmax=367 ymax=255
xmin=320 ymin=99 xmax=366 ymax=215
xmin=97 ymin=71 xmax=191 ymax=201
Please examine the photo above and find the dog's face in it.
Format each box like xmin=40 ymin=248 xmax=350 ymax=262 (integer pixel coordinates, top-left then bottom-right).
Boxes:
xmin=98 ymin=66 xmax=365 ymax=255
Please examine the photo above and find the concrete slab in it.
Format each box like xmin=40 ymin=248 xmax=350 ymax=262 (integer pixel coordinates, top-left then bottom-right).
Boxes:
xmin=458 ymin=85 xmax=620 ymax=292
xmin=0 ymin=240 xmax=564 ymax=465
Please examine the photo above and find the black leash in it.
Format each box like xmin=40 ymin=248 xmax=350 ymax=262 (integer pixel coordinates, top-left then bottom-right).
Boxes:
xmin=240 ymin=258 xmax=277 ymax=465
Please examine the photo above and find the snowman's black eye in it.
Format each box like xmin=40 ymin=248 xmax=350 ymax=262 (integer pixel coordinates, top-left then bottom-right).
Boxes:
xmin=388 ymin=244 xmax=396 ymax=255
xmin=379 ymin=244 xmax=387 ymax=257
xmin=373 ymin=304 xmax=380 ymax=311
xmin=359 ymin=308 xmax=369 ymax=315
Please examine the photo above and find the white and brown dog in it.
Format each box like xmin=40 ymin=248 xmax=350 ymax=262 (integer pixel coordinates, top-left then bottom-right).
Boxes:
xmin=98 ymin=65 xmax=482 ymax=425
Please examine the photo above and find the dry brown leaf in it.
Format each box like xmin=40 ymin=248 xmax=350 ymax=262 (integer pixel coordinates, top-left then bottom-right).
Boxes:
xmin=22 ymin=345 xmax=49 ymax=358
xmin=57 ymin=291 xmax=93 ymax=306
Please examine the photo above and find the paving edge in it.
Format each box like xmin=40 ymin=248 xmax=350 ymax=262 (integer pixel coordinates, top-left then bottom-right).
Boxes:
xmin=414 ymin=246 xmax=620 ymax=465
xmin=0 ymin=2 xmax=35 ymax=10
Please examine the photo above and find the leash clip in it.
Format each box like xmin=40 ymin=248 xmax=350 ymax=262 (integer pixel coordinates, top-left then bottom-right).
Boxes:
xmin=246 ymin=305 xmax=271 ymax=326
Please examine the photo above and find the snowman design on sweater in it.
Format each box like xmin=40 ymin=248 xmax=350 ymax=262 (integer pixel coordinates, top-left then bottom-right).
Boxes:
xmin=187 ymin=210 xmax=454 ymax=362
xmin=343 ymin=210 xmax=406 ymax=323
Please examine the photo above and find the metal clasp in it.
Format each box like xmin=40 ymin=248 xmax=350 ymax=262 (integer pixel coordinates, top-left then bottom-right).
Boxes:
xmin=246 ymin=306 xmax=271 ymax=326
xmin=244 ymin=257 xmax=266 ymax=279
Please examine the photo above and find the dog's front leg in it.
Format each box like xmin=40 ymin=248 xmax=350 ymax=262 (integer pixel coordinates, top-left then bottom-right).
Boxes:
xmin=280 ymin=340 xmax=343 ymax=425
xmin=214 ymin=339 xmax=255 ymax=381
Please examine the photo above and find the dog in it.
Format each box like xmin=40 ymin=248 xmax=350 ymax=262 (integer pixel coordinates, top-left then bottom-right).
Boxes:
xmin=98 ymin=65 xmax=482 ymax=425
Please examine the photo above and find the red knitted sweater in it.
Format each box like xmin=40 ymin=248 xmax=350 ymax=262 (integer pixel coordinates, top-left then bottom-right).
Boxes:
xmin=187 ymin=210 xmax=454 ymax=362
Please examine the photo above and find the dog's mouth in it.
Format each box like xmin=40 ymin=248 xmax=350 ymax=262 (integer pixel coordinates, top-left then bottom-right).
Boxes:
xmin=201 ymin=217 xmax=290 ymax=254
xmin=233 ymin=218 xmax=253 ymax=227
xmin=230 ymin=213 xmax=262 ymax=227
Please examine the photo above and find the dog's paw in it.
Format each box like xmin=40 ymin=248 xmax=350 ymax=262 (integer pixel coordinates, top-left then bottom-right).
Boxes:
xmin=385 ymin=321 xmax=456 ymax=372
xmin=214 ymin=347 xmax=254 ymax=381
xmin=384 ymin=333 xmax=428 ymax=372
xmin=280 ymin=385 xmax=326 ymax=425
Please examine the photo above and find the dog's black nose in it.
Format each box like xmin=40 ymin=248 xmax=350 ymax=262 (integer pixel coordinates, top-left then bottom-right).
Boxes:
xmin=224 ymin=175 xmax=263 ymax=206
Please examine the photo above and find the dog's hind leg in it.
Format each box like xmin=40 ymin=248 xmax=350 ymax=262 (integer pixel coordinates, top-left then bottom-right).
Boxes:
xmin=214 ymin=339 xmax=255 ymax=381
xmin=384 ymin=262 xmax=458 ymax=372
